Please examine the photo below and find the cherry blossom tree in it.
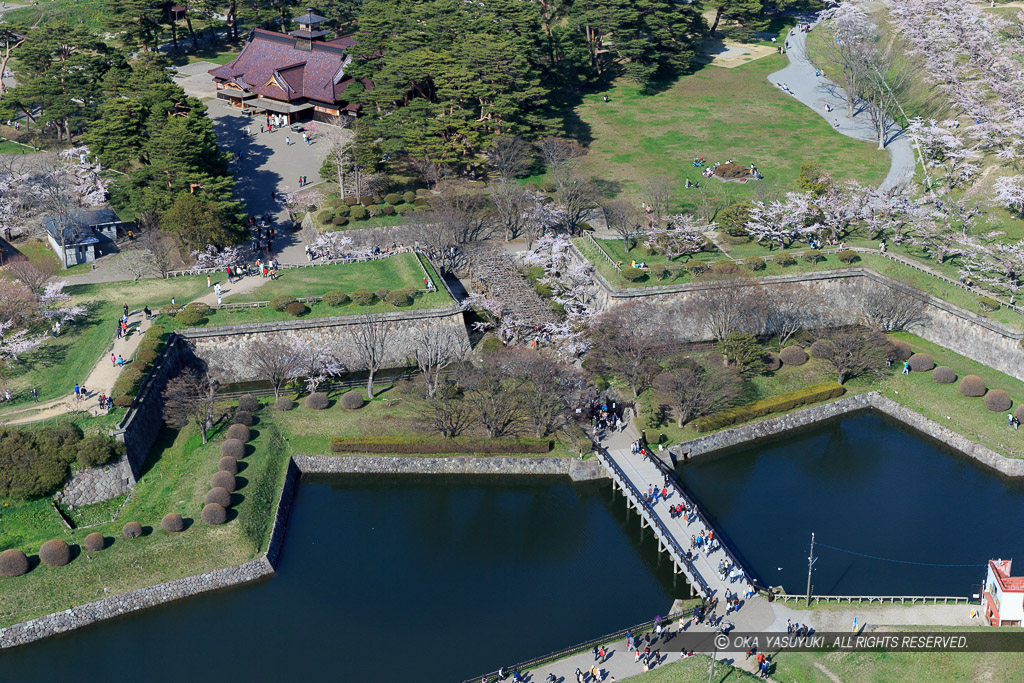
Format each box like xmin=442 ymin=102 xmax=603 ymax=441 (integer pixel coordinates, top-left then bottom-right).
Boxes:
xmin=644 ymin=214 xmax=711 ymax=261
xmin=190 ymin=245 xmax=246 ymax=270
xmin=994 ymin=176 xmax=1024 ymax=214
xmin=521 ymin=191 xmax=566 ymax=250
xmin=744 ymin=193 xmax=813 ymax=250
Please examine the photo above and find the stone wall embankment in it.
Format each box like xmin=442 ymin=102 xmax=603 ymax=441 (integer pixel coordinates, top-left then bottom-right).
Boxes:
xmin=293 ymin=454 xmax=608 ymax=482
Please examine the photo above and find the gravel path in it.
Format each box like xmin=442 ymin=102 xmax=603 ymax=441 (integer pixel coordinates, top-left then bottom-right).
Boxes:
xmin=768 ymin=18 xmax=917 ymax=190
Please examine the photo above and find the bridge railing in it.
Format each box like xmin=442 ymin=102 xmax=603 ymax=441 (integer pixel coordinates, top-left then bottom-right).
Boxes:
xmin=776 ymin=594 xmax=976 ymax=605
xmin=459 ymin=608 xmax=695 ymax=683
xmin=595 ymin=448 xmax=712 ymax=598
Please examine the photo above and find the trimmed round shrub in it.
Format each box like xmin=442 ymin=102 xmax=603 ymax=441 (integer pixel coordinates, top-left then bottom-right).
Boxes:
xmin=978 ymin=296 xmax=1000 ymax=312
xmin=1015 ymin=404 xmax=1024 ymax=424
xmin=275 ymin=397 xmax=293 ymax=411
xmin=381 ymin=204 xmax=396 ymax=216
xmin=0 ymin=549 xmax=29 ymax=577
xmin=185 ymin=302 xmax=211 ymax=316
xmin=743 ymin=256 xmax=766 ymax=271
xmin=77 ymin=435 xmax=124 ymax=468
xmin=144 ymin=325 xmax=166 ymax=339
xmin=960 ymin=375 xmax=987 ymax=398
xmin=836 ymin=250 xmax=859 ymax=264
xmin=331 ymin=216 xmax=349 ymax=227
xmin=367 ymin=205 xmax=383 ymax=218
xmin=137 ymin=337 xmax=161 ymax=353
xmin=779 ymin=346 xmax=808 ymax=366
xmin=201 ymin=503 xmax=227 ymax=525
xmin=205 ymin=487 xmax=231 ymax=508
xmin=620 ymin=268 xmax=648 ymax=283
xmin=113 ymin=395 xmax=134 ymax=408
xmin=39 ymin=539 xmax=71 ymax=567
xmin=238 ymin=394 xmax=260 ymax=413
xmin=803 ymin=249 xmax=823 ymax=264
xmin=985 ymin=390 xmax=1012 ymax=412
xmin=385 ymin=289 xmax=411 ymax=307
xmin=285 ymin=301 xmax=309 ymax=316
xmin=908 ymin=353 xmax=934 ymax=372
xmin=161 ymin=304 xmax=181 ymax=317
xmin=765 ymin=352 xmax=782 ymax=372
xmin=374 ymin=288 xmax=390 ymax=302
xmin=932 ymin=366 xmax=957 ymax=384
xmin=317 ymin=209 xmax=332 ymax=224
xmin=233 ymin=410 xmax=253 ymax=426
xmin=340 ymin=391 xmax=364 ymax=410
xmin=358 ymin=195 xmax=374 ymax=206
xmin=809 ymin=340 xmax=830 ymax=359
xmin=650 ymin=265 xmax=670 ymax=281
xmin=350 ymin=205 xmax=368 ymax=220
xmin=344 ymin=196 xmax=359 ymax=206
xmin=226 ymin=423 xmax=250 ymax=442
xmin=161 ymin=513 xmax=184 ymax=533
xmin=395 ymin=204 xmax=414 ymax=215
xmin=218 ymin=456 xmax=238 ymax=475
xmin=323 ymin=291 xmax=349 ymax=306
xmin=211 ymin=470 xmax=237 ymax=493
xmin=122 ymin=522 xmax=143 ymax=539
xmin=413 ymin=196 xmax=429 ymax=207
xmin=306 ymin=392 xmax=329 ymax=410
xmin=220 ymin=439 xmax=245 ymax=460
xmin=334 ymin=204 xmax=350 ymax=216
xmin=712 ymin=259 xmax=741 ymax=275
xmin=351 ymin=289 xmax=374 ymax=306
xmin=776 ymin=253 xmax=797 ymax=267
xmin=889 ymin=339 xmax=913 ymax=361
xmin=83 ymin=532 xmax=105 ymax=552
xmin=137 ymin=348 xmax=160 ymax=364
xmin=403 ymin=191 xmax=416 ymax=203
xmin=270 ymin=295 xmax=297 ymax=312
xmin=175 ymin=309 xmax=204 ymax=326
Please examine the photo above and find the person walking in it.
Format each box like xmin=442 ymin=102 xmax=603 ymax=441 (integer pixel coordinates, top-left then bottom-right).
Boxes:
xmin=74 ymin=384 xmax=80 ymax=398
xmin=123 ymin=303 xmax=129 ymax=318
xmin=116 ymin=322 xmax=122 ymax=340
xmin=286 ymin=135 xmax=291 ymax=146
xmin=32 ymin=387 xmax=38 ymax=402
xmin=144 ymin=305 xmax=151 ymax=320
xmin=207 ymin=275 xmax=211 ymax=288
xmin=902 ymin=361 xmax=910 ymax=374
xmin=117 ymin=355 xmax=125 ymax=367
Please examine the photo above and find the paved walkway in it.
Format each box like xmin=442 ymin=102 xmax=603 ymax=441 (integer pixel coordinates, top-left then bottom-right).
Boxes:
xmin=768 ymin=16 xmax=917 ymax=190
xmin=3 ymin=308 xmax=153 ymax=425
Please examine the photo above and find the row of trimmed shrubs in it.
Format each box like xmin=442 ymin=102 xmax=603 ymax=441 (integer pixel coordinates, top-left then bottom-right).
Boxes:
xmin=618 ymin=249 xmax=858 ymax=285
xmin=271 ymin=287 xmax=422 ymax=314
xmin=111 ymin=324 xmax=168 ymax=407
xmin=201 ymin=403 xmax=260 ymax=526
xmin=316 ymin=191 xmax=429 ymax=227
xmin=329 ymin=436 xmax=553 ymax=454
xmin=692 ymin=382 xmax=846 ymax=433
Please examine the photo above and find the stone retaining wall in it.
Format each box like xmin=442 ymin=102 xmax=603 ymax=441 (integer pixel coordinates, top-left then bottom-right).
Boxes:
xmin=671 ymin=392 xmax=1024 ymax=477
xmin=56 ymin=457 xmax=133 ymax=508
xmin=178 ymin=306 xmax=469 ymax=383
xmin=293 ymin=454 xmax=608 ymax=482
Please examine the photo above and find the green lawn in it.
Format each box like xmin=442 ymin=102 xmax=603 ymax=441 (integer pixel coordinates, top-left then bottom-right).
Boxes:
xmin=572 ymin=56 xmax=890 ymax=211
xmin=0 ymin=139 xmax=39 ymax=154
xmin=13 ymin=238 xmax=89 ymax=275
xmin=0 ymin=413 xmax=290 ymax=628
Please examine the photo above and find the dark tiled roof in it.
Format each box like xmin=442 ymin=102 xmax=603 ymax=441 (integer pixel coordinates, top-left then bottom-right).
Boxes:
xmin=42 ymin=208 xmax=119 ymax=245
xmin=210 ymin=29 xmax=355 ymax=105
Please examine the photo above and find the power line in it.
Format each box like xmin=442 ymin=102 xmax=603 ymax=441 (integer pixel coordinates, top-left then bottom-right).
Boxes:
xmin=815 ymin=541 xmax=985 ymax=568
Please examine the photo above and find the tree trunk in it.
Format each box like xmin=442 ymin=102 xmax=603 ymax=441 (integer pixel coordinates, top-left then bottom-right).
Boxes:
xmin=171 ymin=20 xmax=179 ymax=51
xmin=367 ymin=370 xmax=376 ymax=400
xmin=709 ymin=7 xmax=724 ymax=37
xmin=185 ymin=12 xmax=198 ymax=50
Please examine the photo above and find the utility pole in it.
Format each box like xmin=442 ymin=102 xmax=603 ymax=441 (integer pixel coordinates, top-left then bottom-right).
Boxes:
xmin=805 ymin=532 xmax=816 ymax=606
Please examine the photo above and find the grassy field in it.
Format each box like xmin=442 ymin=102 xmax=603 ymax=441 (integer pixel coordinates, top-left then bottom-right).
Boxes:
xmin=0 ymin=139 xmax=39 ymax=154
xmin=0 ymin=412 xmax=290 ymax=628
xmin=570 ymin=55 xmax=890 ymax=211
xmin=13 ymin=238 xmax=90 ymax=275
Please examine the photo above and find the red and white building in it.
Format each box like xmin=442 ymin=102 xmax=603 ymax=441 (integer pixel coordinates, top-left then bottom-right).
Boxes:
xmin=984 ymin=559 xmax=1024 ymax=626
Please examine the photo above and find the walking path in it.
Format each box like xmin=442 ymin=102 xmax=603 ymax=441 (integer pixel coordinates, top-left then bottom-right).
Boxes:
xmin=768 ymin=17 xmax=917 ymax=190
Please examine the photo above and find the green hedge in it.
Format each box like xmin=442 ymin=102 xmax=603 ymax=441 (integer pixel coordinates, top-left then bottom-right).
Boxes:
xmin=329 ymin=436 xmax=553 ymax=454
xmin=692 ymin=382 xmax=845 ymax=432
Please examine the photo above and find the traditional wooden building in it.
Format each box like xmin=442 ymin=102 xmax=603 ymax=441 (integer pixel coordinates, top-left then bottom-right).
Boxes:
xmin=209 ymin=9 xmax=364 ymax=125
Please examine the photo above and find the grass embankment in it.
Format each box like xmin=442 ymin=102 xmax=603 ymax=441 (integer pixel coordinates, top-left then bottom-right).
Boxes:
xmin=568 ymin=55 xmax=889 ymax=210
xmin=578 ymin=237 xmax=1024 ymax=330
xmin=0 ymin=412 xmax=290 ymax=628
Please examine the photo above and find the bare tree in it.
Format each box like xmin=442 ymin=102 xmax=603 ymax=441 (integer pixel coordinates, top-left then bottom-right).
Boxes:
xmin=348 ymin=313 xmax=396 ymax=399
xmin=815 ymin=327 xmax=889 ymax=384
xmin=113 ymin=249 xmax=155 ymax=281
xmin=162 ymin=367 xmax=218 ymax=444
xmin=688 ymin=279 xmax=762 ymax=342
xmin=459 ymin=361 xmax=524 ymax=438
xmin=587 ymin=300 xmax=667 ymax=397
xmin=418 ymin=378 xmax=475 ymax=437
xmin=766 ymin=288 xmax=818 ymax=347
xmin=654 ymin=355 xmax=741 ymax=427
xmin=5 ymin=260 xmax=55 ymax=295
xmin=322 ymin=124 xmax=359 ymax=198
xmin=486 ymin=135 xmax=532 ymax=180
xmin=603 ymin=200 xmax=644 ymax=252
xmin=33 ymin=165 xmax=80 ymax=267
xmin=489 ymin=178 xmax=531 ymax=242
xmin=293 ymin=338 xmax=343 ymax=394
xmin=501 ymin=349 xmax=583 ymax=438
xmin=537 ymin=136 xmax=585 ymax=171
xmin=431 ymin=181 xmax=492 ymax=245
xmin=411 ymin=326 xmax=462 ymax=399
xmin=641 ymin=177 xmax=673 ymax=226
xmin=862 ymin=288 xmax=927 ymax=332
xmin=553 ymin=168 xmax=598 ymax=235
xmin=137 ymin=225 xmax=177 ymax=278
xmin=242 ymin=337 xmax=302 ymax=398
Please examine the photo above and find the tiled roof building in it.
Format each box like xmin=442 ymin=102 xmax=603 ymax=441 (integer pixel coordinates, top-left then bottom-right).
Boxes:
xmin=209 ymin=9 xmax=365 ymax=124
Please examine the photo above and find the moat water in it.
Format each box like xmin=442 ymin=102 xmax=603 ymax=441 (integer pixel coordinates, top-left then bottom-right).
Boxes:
xmin=1 ymin=476 xmax=680 ymax=681
xmin=676 ymin=411 xmax=1024 ymax=598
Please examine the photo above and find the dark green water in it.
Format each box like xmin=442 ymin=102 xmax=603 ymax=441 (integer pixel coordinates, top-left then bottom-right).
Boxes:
xmin=0 ymin=475 xmax=681 ymax=681
xmin=676 ymin=411 xmax=1024 ymax=598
